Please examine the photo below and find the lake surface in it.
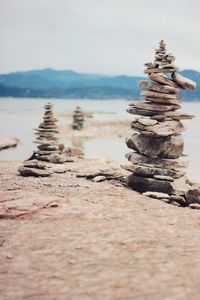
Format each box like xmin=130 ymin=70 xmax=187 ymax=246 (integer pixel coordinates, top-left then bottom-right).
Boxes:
xmin=0 ymin=98 xmax=200 ymax=181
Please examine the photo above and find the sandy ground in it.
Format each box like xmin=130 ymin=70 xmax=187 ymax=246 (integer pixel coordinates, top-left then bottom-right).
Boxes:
xmin=0 ymin=158 xmax=200 ymax=300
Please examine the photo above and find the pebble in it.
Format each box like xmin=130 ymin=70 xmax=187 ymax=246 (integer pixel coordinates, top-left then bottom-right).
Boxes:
xmin=189 ymin=203 xmax=200 ymax=210
xmin=186 ymin=187 xmax=200 ymax=205
xmin=170 ymin=201 xmax=181 ymax=207
xmin=138 ymin=118 xmax=158 ymax=126
xmin=92 ymin=176 xmax=106 ymax=182
xmin=169 ymin=195 xmax=187 ymax=206
xmin=46 ymin=201 xmax=59 ymax=208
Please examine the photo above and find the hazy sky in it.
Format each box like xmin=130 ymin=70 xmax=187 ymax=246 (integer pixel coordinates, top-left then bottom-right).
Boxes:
xmin=0 ymin=0 xmax=200 ymax=75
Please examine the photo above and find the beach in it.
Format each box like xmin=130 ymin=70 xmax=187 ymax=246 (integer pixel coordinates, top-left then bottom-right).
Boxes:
xmin=1 ymin=158 xmax=200 ymax=299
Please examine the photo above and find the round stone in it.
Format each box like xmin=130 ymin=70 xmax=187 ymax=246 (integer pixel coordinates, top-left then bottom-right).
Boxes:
xmin=137 ymin=118 xmax=158 ymax=126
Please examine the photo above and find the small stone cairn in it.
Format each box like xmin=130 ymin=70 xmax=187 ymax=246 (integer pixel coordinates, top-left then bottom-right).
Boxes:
xmin=73 ymin=106 xmax=84 ymax=130
xmin=122 ymin=40 xmax=197 ymax=205
xmin=18 ymin=102 xmax=71 ymax=177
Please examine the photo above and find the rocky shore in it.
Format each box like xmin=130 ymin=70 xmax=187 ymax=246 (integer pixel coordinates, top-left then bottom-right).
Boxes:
xmin=0 ymin=158 xmax=200 ymax=300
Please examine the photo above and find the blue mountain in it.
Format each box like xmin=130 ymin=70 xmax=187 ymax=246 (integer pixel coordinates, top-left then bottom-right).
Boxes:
xmin=0 ymin=68 xmax=199 ymax=100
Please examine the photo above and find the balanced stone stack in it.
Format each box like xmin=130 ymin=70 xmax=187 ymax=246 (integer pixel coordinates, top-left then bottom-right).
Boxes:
xmin=33 ymin=102 xmax=61 ymax=161
xmin=73 ymin=106 xmax=84 ymax=130
xmin=18 ymin=102 xmax=69 ymax=177
xmin=122 ymin=40 xmax=196 ymax=199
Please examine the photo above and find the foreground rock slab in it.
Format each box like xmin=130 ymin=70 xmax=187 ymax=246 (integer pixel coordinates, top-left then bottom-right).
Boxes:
xmin=1 ymin=160 xmax=200 ymax=300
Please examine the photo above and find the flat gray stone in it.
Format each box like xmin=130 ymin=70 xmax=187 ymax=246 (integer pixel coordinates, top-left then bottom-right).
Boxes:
xmin=23 ymin=160 xmax=48 ymax=169
xmin=38 ymin=145 xmax=58 ymax=151
xmin=127 ymin=174 xmax=189 ymax=195
xmin=129 ymin=101 xmax=181 ymax=113
xmin=143 ymin=191 xmax=170 ymax=199
xmin=169 ymin=195 xmax=187 ymax=206
xmin=141 ymin=90 xmax=180 ymax=100
xmin=148 ymin=73 xmax=180 ymax=88
xmin=126 ymin=174 xmax=174 ymax=194
xmin=92 ymin=176 xmax=106 ymax=182
xmin=126 ymin=133 xmax=184 ymax=159
xmin=164 ymin=111 xmax=195 ymax=120
xmin=34 ymin=140 xmax=57 ymax=145
xmin=35 ymin=128 xmax=59 ymax=133
xmin=153 ymin=175 xmax=174 ymax=182
xmin=131 ymin=119 xmax=184 ymax=137
xmin=127 ymin=107 xmax=156 ymax=117
xmin=144 ymin=67 xmax=176 ymax=74
xmin=39 ymin=153 xmax=74 ymax=164
xmin=172 ymin=175 xmax=190 ymax=195
xmin=18 ymin=166 xmax=52 ymax=177
xmin=121 ymin=163 xmax=184 ymax=179
xmin=35 ymin=150 xmax=59 ymax=156
xmin=125 ymin=151 xmax=188 ymax=170
xmin=145 ymin=96 xmax=180 ymax=105
xmin=149 ymin=73 xmax=179 ymax=88
xmin=172 ymin=72 xmax=196 ymax=90
xmin=139 ymin=80 xmax=180 ymax=94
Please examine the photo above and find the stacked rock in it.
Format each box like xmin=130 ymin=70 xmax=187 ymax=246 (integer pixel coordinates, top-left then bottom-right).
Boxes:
xmin=18 ymin=102 xmax=70 ymax=177
xmin=33 ymin=102 xmax=61 ymax=161
xmin=73 ymin=106 xmax=84 ymax=130
xmin=122 ymin=40 xmax=196 ymax=198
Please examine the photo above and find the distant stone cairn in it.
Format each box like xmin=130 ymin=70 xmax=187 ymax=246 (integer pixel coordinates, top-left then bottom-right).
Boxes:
xmin=73 ymin=106 xmax=84 ymax=130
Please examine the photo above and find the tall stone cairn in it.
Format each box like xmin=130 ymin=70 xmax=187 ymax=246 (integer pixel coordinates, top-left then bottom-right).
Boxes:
xmin=73 ymin=106 xmax=84 ymax=130
xmin=122 ymin=40 xmax=196 ymax=198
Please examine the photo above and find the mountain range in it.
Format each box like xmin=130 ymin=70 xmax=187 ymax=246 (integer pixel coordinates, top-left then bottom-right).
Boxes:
xmin=0 ymin=68 xmax=199 ymax=100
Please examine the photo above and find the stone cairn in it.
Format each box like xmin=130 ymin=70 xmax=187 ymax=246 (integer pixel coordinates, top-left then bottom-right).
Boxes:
xmin=122 ymin=40 xmax=196 ymax=205
xmin=18 ymin=102 xmax=71 ymax=177
xmin=33 ymin=102 xmax=60 ymax=160
xmin=73 ymin=106 xmax=84 ymax=130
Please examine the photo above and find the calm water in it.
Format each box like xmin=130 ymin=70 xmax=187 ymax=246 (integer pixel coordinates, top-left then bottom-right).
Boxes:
xmin=0 ymin=98 xmax=200 ymax=181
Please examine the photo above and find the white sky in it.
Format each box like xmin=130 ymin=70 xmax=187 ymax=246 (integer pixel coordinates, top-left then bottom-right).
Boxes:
xmin=0 ymin=0 xmax=200 ymax=75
